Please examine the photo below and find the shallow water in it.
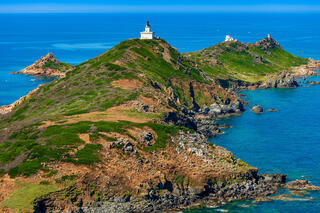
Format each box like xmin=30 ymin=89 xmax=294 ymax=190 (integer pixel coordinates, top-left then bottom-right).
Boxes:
xmin=205 ymin=80 xmax=320 ymax=212
xmin=0 ymin=12 xmax=320 ymax=212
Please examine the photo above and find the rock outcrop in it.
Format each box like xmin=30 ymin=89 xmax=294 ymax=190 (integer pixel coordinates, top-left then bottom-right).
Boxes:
xmin=12 ymin=53 xmax=73 ymax=77
xmin=34 ymin=172 xmax=286 ymax=213
xmin=251 ymin=105 xmax=264 ymax=114
xmin=254 ymin=37 xmax=280 ymax=51
xmin=285 ymin=180 xmax=319 ymax=191
xmin=163 ymin=98 xmax=244 ymax=138
xmin=261 ymin=72 xmax=299 ymax=89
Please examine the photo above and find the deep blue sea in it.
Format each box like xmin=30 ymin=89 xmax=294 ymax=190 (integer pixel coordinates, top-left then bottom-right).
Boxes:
xmin=1 ymin=13 xmax=320 ymax=212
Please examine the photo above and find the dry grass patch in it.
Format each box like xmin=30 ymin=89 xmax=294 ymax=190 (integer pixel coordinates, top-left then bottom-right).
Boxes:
xmin=111 ymin=79 xmax=143 ymax=90
xmin=39 ymin=105 xmax=152 ymax=129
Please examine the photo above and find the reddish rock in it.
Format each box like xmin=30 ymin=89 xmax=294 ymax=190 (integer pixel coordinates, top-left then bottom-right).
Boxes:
xmin=285 ymin=180 xmax=319 ymax=191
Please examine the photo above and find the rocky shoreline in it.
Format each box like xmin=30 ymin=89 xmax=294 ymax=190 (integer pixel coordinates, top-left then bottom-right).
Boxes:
xmin=0 ymin=84 xmax=44 ymax=115
xmin=33 ymin=127 xmax=287 ymax=213
xmin=227 ymin=59 xmax=320 ymax=92
xmin=37 ymin=173 xmax=285 ymax=213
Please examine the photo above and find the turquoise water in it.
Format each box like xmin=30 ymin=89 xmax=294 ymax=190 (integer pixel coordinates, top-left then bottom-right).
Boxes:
xmin=207 ymin=80 xmax=320 ymax=212
xmin=1 ymin=13 xmax=320 ymax=212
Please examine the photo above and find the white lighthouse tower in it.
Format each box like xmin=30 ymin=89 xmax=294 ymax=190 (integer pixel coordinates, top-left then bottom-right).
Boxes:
xmin=140 ymin=21 xmax=155 ymax=40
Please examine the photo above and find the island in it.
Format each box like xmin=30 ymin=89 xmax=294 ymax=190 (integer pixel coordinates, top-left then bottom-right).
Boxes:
xmin=0 ymin=33 xmax=319 ymax=212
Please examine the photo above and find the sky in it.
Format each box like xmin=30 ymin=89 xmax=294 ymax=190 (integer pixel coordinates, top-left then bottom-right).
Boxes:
xmin=1 ymin=0 xmax=320 ymax=13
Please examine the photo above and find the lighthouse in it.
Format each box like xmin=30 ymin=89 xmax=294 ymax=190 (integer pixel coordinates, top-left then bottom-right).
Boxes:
xmin=140 ymin=21 xmax=155 ymax=40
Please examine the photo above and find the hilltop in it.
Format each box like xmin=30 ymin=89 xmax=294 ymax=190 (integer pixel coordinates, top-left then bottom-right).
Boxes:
xmin=0 ymin=38 xmax=313 ymax=212
xmin=184 ymin=37 xmax=308 ymax=83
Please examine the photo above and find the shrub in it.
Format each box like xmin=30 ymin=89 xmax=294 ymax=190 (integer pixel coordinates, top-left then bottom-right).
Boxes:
xmin=46 ymin=133 xmax=83 ymax=147
xmin=142 ymin=123 xmax=181 ymax=152
xmin=39 ymin=180 xmax=51 ymax=185
xmin=9 ymin=160 xmax=42 ymax=178
xmin=0 ymin=140 xmax=33 ymax=164
xmin=74 ymin=144 xmax=102 ymax=165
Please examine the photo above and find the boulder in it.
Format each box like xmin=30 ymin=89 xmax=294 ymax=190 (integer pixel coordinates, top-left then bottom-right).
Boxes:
xmin=251 ymin=105 xmax=264 ymax=114
xmin=140 ymin=132 xmax=153 ymax=146
xmin=110 ymin=138 xmax=135 ymax=153
xmin=124 ymin=142 xmax=135 ymax=153
xmin=209 ymin=103 xmax=222 ymax=114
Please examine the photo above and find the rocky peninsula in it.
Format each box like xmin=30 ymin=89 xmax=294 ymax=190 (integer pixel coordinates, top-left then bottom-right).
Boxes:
xmin=0 ymin=37 xmax=319 ymax=212
xmin=11 ymin=53 xmax=74 ymax=77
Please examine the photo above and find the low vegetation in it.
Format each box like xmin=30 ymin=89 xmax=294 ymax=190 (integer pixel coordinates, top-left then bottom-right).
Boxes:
xmin=185 ymin=38 xmax=308 ymax=82
xmin=1 ymin=181 xmax=56 ymax=212
xmin=0 ymin=120 xmax=188 ymax=178
xmin=43 ymin=60 xmax=74 ymax=72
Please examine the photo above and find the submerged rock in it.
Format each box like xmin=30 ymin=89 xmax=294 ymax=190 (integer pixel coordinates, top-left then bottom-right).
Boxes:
xmin=267 ymin=108 xmax=278 ymax=112
xmin=309 ymin=81 xmax=320 ymax=85
xmin=252 ymin=197 xmax=273 ymax=203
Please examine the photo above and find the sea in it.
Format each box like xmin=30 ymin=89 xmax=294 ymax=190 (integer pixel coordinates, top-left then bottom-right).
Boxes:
xmin=0 ymin=13 xmax=320 ymax=212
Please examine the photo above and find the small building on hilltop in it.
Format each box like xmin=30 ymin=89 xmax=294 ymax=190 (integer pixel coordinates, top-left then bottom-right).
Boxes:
xmin=225 ymin=35 xmax=237 ymax=42
xmin=140 ymin=21 xmax=156 ymax=40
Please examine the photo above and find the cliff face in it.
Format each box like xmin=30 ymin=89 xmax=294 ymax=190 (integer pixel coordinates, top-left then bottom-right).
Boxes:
xmin=261 ymin=72 xmax=299 ymax=89
xmin=13 ymin=53 xmax=74 ymax=77
xmin=0 ymin=38 xmax=309 ymax=212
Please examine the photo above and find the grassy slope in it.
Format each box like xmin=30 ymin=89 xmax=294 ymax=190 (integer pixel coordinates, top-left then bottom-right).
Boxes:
xmin=1 ymin=39 xmax=207 ymax=127
xmin=0 ymin=39 xmax=211 ymax=178
xmin=185 ymin=38 xmax=308 ymax=83
xmin=42 ymin=60 xmax=74 ymax=72
xmin=2 ymin=181 xmax=57 ymax=211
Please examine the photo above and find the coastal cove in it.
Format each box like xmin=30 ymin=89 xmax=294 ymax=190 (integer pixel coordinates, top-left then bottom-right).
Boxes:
xmin=202 ymin=79 xmax=320 ymax=212
xmin=0 ymin=13 xmax=320 ymax=212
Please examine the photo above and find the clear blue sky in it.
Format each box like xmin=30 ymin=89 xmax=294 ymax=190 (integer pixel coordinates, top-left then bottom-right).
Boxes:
xmin=1 ymin=0 xmax=320 ymax=13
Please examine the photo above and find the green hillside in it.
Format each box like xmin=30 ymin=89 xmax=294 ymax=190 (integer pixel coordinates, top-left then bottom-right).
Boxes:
xmin=184 ymin=37 xmax=308 ymax=82
xmin=1 ymin=39 xmax=229 ymax=128
xmin=0 ymin=39 xmax=233 ymax=177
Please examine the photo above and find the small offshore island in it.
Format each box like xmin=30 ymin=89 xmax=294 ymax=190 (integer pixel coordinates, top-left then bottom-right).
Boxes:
xmin=0 ymin=22 xmax=319 ymax=212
